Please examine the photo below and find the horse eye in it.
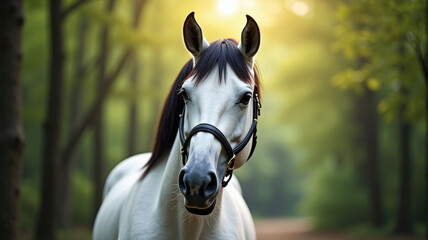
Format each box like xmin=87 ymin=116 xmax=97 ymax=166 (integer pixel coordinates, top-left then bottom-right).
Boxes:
xmin=180 ymin=88 xmax=190 ymax=101
xmin=239 ymin=93 xmax=252 ymax=105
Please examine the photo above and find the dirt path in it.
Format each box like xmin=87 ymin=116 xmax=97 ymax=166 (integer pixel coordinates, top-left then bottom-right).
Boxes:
xmin=255 ymin=218 xmax=424 ymax=240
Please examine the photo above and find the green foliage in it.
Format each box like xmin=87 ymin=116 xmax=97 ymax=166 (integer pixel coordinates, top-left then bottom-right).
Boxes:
xmin=237 ymin=125 xmax=303 ymax=217
xmin=332 ymin=68 xmax=381 ymax=94
xmin=57 ymin=228 xmax=92 ymax=240
xmin=21 ymin=0 xmax=49 ymax=182
xmin=71 ymin=171 xmax=94 ymax=226
xmin=376 ymin=118 xmax=426 ymax=232
xmin=301 ymin=160 xmax=369 ymax=229
xmin=332 ymin=0 xmax=426 ymax=122
xmin=18 ymin=181 xmax=40 ymax=230
xmin=409 ymin=124 xmax=427 ymax=224
xmin=271 ymin=40 xmax=356 ymax=169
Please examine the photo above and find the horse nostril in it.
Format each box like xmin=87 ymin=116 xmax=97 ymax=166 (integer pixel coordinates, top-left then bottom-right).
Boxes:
xmin=205 ymin=171 xmax=217 ymax=198
xmin=178 ymin=169 xmax=187 ymax=195
xmin=179 ymin=168 xmax=218 ymax=200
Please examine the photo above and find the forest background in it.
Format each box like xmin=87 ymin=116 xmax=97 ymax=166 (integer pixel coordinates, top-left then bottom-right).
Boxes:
xmin=3 ymin=0 xmax=426 ymax=239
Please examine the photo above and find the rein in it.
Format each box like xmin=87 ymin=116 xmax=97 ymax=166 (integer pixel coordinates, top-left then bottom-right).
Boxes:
xmin=179 ymin=86 xmax=261 ymax=187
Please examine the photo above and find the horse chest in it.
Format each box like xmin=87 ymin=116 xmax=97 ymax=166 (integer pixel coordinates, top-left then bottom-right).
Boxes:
xmin=117 ymin=180 xmax=251 ymax=240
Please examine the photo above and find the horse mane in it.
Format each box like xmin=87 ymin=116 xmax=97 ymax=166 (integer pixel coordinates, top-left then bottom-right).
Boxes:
xmin=141 ymin=38 xmax=261 ymax=179
xmin=140 ymin=59 xmax=193 ymax=179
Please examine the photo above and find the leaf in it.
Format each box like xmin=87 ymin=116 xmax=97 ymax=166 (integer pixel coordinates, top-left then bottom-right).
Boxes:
xmin=366 ymin=78 xmax=381 ymax=91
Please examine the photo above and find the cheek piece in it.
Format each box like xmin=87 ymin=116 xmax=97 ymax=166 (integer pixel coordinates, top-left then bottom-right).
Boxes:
xmin=179 ymin=86 xmax=261 ymax=187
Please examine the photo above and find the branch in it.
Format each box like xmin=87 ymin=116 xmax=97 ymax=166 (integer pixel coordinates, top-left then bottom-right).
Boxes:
xmin=416 ymin=49 xmax=428 ymax=83
xmin=61 ymin=0 xmax=147 ymax=166
xmin=61 ymin=0 xmax=92 ymax=20
xmin=61 ymin=49 xmax=132 ymax=165
xmin=80 ymin=55 xmax=100 ymax=79
xmin=132 ymin=0 xmax=147 ymax=28
xmin=406 ymin=31 xmax=428 ymax=84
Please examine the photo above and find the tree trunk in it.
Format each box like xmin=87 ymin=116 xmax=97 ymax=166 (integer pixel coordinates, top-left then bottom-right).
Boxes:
xmin=408 ymin=3 xmax=427 ymax=198
xmin=127 ymin=57 xmax=139 ymax=156
xmin=92 ymin=0 xmax=115 ymax=222
xmin=0 ymin=0 xmax=25 ymax=239
xmin=35 ymin=0 xmax=63 ymax=239
xmin=93 ymin=113 xmax=105 ymax=221
xmin=57 ymin=19 xmax=89 ymax=229
xmin=394 ymin=39 xmax=414 ymax=234
xmin=143 ymin=47 xmax=162 ymax=151
xmin=127 ymin=0 xmax=148 ymax=156
xmin=356 ymin=88 xmax=384 ymax=227
xmin=364 ymin=90 xmax=384 ymax=227
xmin=394 ymin=89 xmax=413 ymax=234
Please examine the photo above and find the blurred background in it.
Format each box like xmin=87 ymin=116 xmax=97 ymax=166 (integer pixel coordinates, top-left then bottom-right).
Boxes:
xmin=19 ymin=0 xmax=425 ymax=239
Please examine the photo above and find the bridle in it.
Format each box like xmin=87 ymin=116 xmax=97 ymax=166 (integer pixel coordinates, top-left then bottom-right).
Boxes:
xmin=179 ymin=85 xmax=261 ymax=187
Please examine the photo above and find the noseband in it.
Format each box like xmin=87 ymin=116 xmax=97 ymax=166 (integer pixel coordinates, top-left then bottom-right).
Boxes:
xmin=179 ymin=86 xmax=261 ymax=187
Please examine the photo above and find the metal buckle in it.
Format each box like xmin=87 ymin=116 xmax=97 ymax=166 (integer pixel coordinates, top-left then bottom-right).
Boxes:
xmin=227 ymin=154 xmax=236 ymax=170
xmin=255 ymin=93 xmax=261 ymax=116
xmin=222 ymin=171 xmax=233 ymax=187
xmin=181 ymin=148 xmax=186 ymax=166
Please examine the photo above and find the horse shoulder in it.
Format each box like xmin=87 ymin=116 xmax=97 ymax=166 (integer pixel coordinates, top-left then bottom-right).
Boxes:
xmin=116 ymin=161 xmax=168 ymax=240
xmin=93 ymin=153 xmax=151 ymax=240
xmin=103 ymin=153 xmax=151 ymax=197
xmin=93 ymin=169 xmax=142 ymax=240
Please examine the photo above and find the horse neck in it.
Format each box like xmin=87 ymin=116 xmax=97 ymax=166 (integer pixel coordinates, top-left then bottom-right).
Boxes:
xmin=157 ymin=132 xmax=224 ymax=238
xmin=157 ymin=133 xmax=183 ymax=204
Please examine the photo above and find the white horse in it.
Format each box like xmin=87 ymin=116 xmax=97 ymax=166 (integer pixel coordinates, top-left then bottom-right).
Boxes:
xmin=93 ymin=12 xmax=261 ymax=240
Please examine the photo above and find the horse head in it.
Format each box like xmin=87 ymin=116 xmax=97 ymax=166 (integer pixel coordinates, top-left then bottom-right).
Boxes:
xmin=178 ymin=12 xmax=261 ymax=215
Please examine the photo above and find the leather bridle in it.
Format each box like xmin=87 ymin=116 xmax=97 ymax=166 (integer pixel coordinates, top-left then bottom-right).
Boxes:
xmin=178 ymin=86 xmax=261 ymax=187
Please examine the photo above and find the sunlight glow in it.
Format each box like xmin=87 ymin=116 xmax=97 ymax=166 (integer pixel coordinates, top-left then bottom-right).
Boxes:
xmin=292 ymin=1 xmax=309 ymax=16
xmin=266 ymin=1 xmax=281 ymax=15
xmin=218 ymin=0 xmax=238 ymax=16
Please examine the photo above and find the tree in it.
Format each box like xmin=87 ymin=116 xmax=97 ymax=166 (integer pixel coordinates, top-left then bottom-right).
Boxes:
xmin=35 ymin=0 xmax=96 ymax=238
xmin=57 ymin=18 xmax=89 ymax=229
xmin=127 ymin=58 xmax=139 ymax=156
xmin=35 ymin=0 xmax=64 ymax=238
xmin=92 ymin=0 xmax=116 ymax=221
xmin=0 ymin=0 xmax=25 ymax=239
xmin=127 ymin=0 xmax=147 ymax=156
xmin=354 ymin=85 xmax=384 ymax=227
xmin=332 ymin=0 xmax=426 ymax=233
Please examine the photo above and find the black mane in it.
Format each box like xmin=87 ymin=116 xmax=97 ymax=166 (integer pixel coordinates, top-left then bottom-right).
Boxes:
xmin=141 ymin=39 xmax=261 ymax=179
xmin=191 ymin=38 xmax=255 ymax=85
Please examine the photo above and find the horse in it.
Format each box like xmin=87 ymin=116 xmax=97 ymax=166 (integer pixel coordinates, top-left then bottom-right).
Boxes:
xmin=93 ymin=12 xmax=262 ymax=240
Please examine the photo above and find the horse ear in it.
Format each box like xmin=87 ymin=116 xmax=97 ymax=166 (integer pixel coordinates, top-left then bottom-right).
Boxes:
xmin=183 ymin=12 xmax=209 ymax=60
xmin=238 ymin=15 xmax=260 ymax=63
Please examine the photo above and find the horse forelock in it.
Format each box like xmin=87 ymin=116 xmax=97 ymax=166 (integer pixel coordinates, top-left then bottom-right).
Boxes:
xmin=186 ymin=39 xmax=259 ymax=89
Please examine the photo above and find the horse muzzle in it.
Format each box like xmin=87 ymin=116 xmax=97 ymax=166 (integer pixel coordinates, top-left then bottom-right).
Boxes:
xmin=178 ymin=164 xmax=219 ymax=215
